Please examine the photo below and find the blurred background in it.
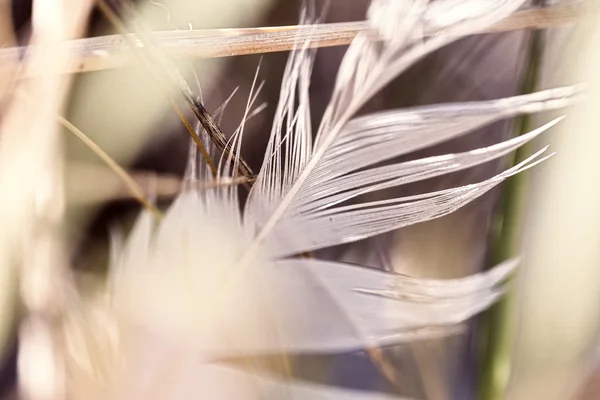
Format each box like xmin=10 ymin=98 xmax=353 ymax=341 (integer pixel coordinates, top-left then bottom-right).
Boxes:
xmin=1 ymin=0 xmax=599 ymax=399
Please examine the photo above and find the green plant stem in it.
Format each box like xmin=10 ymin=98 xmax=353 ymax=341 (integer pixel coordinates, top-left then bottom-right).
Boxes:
xmin=479 ymin=8 xmax=547 ymax=400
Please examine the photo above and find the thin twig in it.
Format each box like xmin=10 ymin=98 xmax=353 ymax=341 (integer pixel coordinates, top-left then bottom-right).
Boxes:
xmin=95 ymin=0 xmax=220 ymax=179
xmin=65 ymin=164 xmax=253 ymax=205
xmin=0 ymin=0 xmax=95 ymax=398
xmin=96 ymin=0 xmax=255 ymax=182
xmin=0 ymin=3 xmax=587 ymax=77
xmin=0 ymin=0 xmax=17 ymax=100
xmin=58 ymin=116 xmax=164 ymax=220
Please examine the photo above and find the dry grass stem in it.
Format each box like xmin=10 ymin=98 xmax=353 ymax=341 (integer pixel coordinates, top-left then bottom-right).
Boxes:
xmin=65 ymin=163 xmax=252 ymax=205
xmin=58 ymin=116 xmax=163 ymax=220
xmin=0 ymin=3 xmax=587 ymax=78
xmin=0 ymin=0 xmax=94 ymax=397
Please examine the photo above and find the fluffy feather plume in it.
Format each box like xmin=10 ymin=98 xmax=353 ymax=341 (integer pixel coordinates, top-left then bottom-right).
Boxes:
xmin=63 ymin=1 xmax=581 ymax=398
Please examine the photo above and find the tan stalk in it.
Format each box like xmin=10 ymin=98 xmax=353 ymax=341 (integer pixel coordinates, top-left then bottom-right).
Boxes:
xmin=65 ymin=164 xmax=252 ymax=205
xmin=58 ymin=116 xmax=163 ymax=221
xmin=0 ymin=1 xmax=94 ymax=399
xmin=0 ymin=3 xmax=588 ymax=78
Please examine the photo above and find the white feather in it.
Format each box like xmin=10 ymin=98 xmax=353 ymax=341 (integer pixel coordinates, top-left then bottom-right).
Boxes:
xmin=168 ymin=363 xmax=414 ymax=400
xmin=108 ymin=0 xmax=572 ymax=360
xmin=93 ymin=0 xmax=582 ymax=397
xmin=244 ymin=0 xmax=530 ymax=254
xmin=114 ymin=191 xmax=511 ymax=355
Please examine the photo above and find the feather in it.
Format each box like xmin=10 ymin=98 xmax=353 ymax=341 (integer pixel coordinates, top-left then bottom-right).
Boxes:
xmin=113 ymin=196 xmax=517 ymax=355
xmin=71 ymin=0 xmax=583 ymax=397
xmin=163 ymin=363 xmax=415 ymax=400
xmin=101 ymin=338 xmax=417 ymax=400
xmin=109 ymin=0 xmax=574 ymax=361
xmin=243 ymin=0 xmax=575 ymax=257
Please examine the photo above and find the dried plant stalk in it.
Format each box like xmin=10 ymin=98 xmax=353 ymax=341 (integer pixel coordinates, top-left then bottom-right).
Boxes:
xmin=58 ymin=116 xmax=163 ymax=220
xmin=96 ymin=0 xmax=254 ymax=181
xmin=507 ymin=10 xmax=600 ymax=400
xmin=65 ymin=164 xmax=250 ymax=205
xmin=0 ymin=0 xmax=17 ymax=97
xmin=0 ymin=3 xmax=587 ymax=78
xmin=0 ymin=0 xmax=93 ymax=398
